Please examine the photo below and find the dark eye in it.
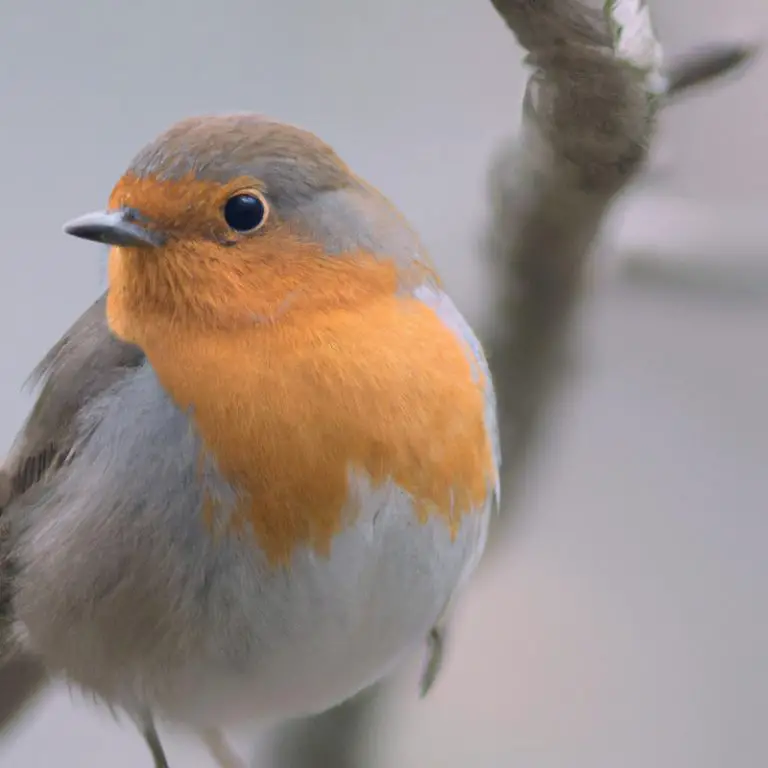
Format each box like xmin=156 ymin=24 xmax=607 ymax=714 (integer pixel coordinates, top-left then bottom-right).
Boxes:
xmin=223 ymin=192 xmax=268 ymax=233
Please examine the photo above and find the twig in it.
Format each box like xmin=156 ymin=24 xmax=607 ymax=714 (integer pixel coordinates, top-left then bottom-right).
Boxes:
xmin=664 ymin=41 xmax=758 ymax=101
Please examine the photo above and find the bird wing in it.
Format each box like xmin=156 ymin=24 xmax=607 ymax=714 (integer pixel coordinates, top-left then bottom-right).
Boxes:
xmin=0 ymin=293 xmax=145 ymax=733
xmin=2 ymin=293 xmax=145 ymax=495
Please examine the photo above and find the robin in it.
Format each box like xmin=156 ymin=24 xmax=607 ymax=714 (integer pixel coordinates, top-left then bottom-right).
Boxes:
xmin=0 ymin=114 xmax=500 ymax=767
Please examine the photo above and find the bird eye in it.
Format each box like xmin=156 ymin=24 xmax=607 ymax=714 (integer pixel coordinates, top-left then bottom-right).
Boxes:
xmin=223 ymin=191 xmax=268 ymax=233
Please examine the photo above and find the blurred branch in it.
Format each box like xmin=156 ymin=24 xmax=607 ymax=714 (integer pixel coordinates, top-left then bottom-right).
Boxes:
xmin=479 ymin=3 xmax=759 ymax=557
xmin=480 ymin=0 xmax=660 ymax=554
xmin=663 ymin=41 xmax=758 ymax=101
xmin=260 ymin=681 xmax=385 ymax=768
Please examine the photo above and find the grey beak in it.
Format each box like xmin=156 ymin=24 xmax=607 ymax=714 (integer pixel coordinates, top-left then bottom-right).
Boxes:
xmin=63 ymin=210 xmax=163 ymax=248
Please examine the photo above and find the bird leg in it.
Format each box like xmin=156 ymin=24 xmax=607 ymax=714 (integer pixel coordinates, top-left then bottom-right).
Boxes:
xmin=142 ymin=719 xmax=170 ymax=768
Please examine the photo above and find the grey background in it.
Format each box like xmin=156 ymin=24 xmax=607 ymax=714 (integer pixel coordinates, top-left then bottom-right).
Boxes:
xmin=1 ymin=1 xmax=767 ymax=766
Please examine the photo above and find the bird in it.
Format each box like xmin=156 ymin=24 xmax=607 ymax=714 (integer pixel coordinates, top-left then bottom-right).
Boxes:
xmin=0 ymin=113 xmax=500 ymax=767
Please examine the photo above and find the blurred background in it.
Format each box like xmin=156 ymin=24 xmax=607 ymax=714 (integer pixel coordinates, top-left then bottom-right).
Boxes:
xmin=1 ymin=1 xmax=767 ymax=766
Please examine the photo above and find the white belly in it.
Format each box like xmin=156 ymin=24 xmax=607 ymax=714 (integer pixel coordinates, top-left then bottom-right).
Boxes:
xmin=15 ymin=467 xmax=489 ymax=730
xmin=152 ymin=477 xmax=489 ymax=728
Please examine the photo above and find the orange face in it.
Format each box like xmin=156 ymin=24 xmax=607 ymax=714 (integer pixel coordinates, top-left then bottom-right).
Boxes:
xmin=106 ymin=173 xmax=413 ymax=335
xmin=101 ymin=146 xmax=495 ymax=566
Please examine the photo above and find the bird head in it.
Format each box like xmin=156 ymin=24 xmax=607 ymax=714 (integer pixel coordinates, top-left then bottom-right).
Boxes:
xmin=64 ymin=114 xmax=434 ymax=343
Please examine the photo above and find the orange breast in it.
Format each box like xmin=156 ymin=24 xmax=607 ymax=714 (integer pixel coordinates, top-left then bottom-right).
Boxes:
xmin=108 ymin=245 xmax=495 ymax=564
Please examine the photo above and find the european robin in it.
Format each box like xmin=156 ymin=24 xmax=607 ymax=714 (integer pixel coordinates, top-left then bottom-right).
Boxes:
xmin=0 ymin=114 xmax=500 ymax=767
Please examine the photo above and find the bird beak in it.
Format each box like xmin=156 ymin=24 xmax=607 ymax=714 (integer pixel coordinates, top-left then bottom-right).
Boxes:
xmin=63 ymin=209 xmax=163 ymax=248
